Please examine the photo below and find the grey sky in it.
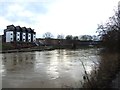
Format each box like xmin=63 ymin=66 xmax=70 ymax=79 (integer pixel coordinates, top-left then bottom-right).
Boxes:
xmin=0 ymin=0 xmax=119 ymax=38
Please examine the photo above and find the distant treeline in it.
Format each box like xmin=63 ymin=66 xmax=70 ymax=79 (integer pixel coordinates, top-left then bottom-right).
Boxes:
xmin=42 ymin=32 xmax=100 ymax=41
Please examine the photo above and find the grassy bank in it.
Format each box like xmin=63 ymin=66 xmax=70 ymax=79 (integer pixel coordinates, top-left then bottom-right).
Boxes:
xmin=1 ymin=46 xmax=55 ymax=53
xmin=1 ymin=42 xmax=99 ymax=53
xmin=82 ymin=49 xmax=120 ymax=89
xmin=2 ymin=43 xmax=15 ymax=50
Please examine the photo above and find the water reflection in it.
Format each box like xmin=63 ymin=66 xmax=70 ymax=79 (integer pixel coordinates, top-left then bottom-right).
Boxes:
xmin=2 ymin=52 xmax=35 ymax=71
xmin=2 ymin=48 xmax=100 ymax=88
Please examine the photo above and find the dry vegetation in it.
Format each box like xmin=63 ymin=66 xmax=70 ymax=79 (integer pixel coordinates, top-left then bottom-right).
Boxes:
xmin=82 ymin=50 xmax=120 ymax=89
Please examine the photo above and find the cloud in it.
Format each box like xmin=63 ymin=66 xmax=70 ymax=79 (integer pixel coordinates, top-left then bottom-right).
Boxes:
xmin=0 ymin=0 xmax=49 ymax=22
xmin=35 ymin=0 xmax=119 ymax=37
xmin=5 ymin=4 xmax=36 ymax=24
xmin=0 ymin=0 xmax=53 ymax=35
xmin=0 ymin=0 xmax=119 ymax=37
xmin=0 ymin=16 xmax=13 ymax=32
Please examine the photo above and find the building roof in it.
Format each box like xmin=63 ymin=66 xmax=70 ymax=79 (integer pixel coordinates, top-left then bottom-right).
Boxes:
xmin=27 ymin=28 xmax=31 ymax=33
xmin=27 ymin=28 xmax=34 ymax=33
xmin=16 ymin=26 xmax=21 ymax=31
xmin=22 ymin=27 xmax=27 ymax=32
xmin=7 ymin=25 xmax=15 ymax=30
xmin=4 ymin=25 xmax=36 ymax=34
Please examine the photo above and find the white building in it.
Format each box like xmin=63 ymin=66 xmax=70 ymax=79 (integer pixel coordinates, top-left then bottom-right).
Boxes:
xmin=27 ymin=28 xmax=36 ymax=42
xmin=4 ymin=25 xmax=15 ymax=42
xmin=6 ymin=31 xmax=14 ymax=42
xmin=28 ymin=33 xmax=31 ymax=42
xmin=16 ymin=26 xmax=21 ymax=42
xmin=4 ymin=25 xmax=36 ymax=43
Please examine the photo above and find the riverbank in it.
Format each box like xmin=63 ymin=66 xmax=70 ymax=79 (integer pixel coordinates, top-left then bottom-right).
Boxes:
xmin=82 ymin=49 xmax=120 ymax=89
xmin=1 ymin=42 xmax=99 ymax=53
xmin=0 ymin=46 xmax=94 ymax=53
xmin=0 ymin=46 xmax=55 ymax=53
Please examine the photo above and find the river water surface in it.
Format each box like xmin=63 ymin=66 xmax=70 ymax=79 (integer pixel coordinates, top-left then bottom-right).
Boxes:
xmin=1 ymin=48 xmax=100 ymax=88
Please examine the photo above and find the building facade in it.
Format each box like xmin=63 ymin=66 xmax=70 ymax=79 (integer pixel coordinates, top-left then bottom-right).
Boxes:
xmin=4 ymin=25 xmax=36 ymax=43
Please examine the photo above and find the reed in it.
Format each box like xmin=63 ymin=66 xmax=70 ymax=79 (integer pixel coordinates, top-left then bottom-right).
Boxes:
xmin=82 ymin=50 xmax=120 ymax=89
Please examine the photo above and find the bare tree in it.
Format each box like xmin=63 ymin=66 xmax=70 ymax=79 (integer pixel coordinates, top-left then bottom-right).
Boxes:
xmin=57 ymin=34 xmax=64 ymax=39
xmin=80 ymin=35 xmax=92 ymax=41
xmin=92 ymin=35 xmax=99 ymax=41
xmin=97 ymin=9 xmax=120 ymax=49
xmin=65 ymin=35 xmax=73 ymax=40
xmin=73 ymin=36 xmax=79 ymax=40
xmin=43 ymin=32 xmax=53 ymax=39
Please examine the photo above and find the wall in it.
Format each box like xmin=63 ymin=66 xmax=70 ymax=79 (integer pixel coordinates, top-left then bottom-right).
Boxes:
xmin=16 ymin=32 xmax=20 ymax=41
xmin=6 ymin=31 xmax=13 ymax=42
xmin=22 ymin=33 xmax=26 ymax=42
xmin=28 ymin=33 xmax=31 ymax=42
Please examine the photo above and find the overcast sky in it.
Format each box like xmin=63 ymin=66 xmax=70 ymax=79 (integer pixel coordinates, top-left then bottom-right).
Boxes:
xmin=0 ymin=0 xmax=119 ymax=38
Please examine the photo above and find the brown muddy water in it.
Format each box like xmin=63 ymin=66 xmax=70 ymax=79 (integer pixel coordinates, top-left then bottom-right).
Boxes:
xmin=1 ymin=48 xmax=100 ymax=88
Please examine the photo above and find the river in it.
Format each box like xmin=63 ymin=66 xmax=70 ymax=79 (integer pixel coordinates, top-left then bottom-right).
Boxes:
xmin=1 ymin=48 xmax=100 ymax=88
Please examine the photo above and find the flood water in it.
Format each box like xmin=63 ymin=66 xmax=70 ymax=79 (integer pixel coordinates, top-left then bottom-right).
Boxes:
xmin=1 ymin=48 xmax=100 ymax=88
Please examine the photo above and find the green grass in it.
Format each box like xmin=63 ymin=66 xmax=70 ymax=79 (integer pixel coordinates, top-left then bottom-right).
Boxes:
xmin=2 ymin=43 xmax=15 ymax=50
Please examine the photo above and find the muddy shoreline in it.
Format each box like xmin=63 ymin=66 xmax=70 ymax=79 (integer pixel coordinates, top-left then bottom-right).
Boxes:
xmin=0 ymin=46 xmax=56 ymax=53
xmin=1 ymin=45 xmax=98 ymax=53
